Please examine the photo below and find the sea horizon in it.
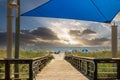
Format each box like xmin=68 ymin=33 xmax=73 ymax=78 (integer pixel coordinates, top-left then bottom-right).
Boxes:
xmin=0 ymin=46 xmax=120 ymax=53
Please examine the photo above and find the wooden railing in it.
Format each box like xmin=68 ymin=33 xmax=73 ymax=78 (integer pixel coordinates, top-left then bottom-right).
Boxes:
xmin=65 ymin=55 xmax=120 ymax=80
xmin=0 ymin=55 xmax=53 ymax=80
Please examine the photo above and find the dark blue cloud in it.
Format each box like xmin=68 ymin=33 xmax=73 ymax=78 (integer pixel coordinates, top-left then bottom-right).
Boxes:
xmin=30 ymin=27 xmax=59 ymax=40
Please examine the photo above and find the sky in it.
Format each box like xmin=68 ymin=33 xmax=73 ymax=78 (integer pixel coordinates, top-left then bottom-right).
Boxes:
xmin=0 ymin=0 xmax=120 ymax=47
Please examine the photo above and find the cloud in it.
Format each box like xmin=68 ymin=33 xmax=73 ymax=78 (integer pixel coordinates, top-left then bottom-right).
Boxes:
xmin=19 ymin=32 xmax=36 ymax=45
xmin=0 ymin=27 xmax=59 ymax=46
xmin=18 ymin=27 xmax=60 ymax=45
xmin=89 ymin=38 xmax=110 ymax=45
xmin=68 ymin=29 xmax=109 ymax=46
xmin=69 ymin=29 xmax=96 ymax=36
xmin=0 ymin=32 xmax=7 ymax=46
xmin=75 ymin=37 xmax=109 ymax=46
xmin=0 ymin=32 xmax=36 ymax=46
xmin=81 ymin=29 xmax=96 ymax=35
xmin=21 ymin=30 xmax=30 ymax=33
xmin=0 ymin=28 xmax=114 ymax=47
xmin=30 ymin=27 xmax=59 ymax=40
xmin=68 ymin=28 xmax=109 ymax=46
xmin=0 ymin=19 xmax=119 ymax=47
xmin=39 ymin=18 xmax=114 ymax=39
xmin=69 ymin=30 xmax=81 ymax=36
xmin=69 ymin=29 xmax=97 ymax=40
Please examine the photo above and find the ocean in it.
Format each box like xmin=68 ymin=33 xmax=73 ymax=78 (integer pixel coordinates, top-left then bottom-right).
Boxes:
xmin=19 ymin=46 xmax=114 ymax=53
xmin=0 ymin=46 xmax=120 ymax=53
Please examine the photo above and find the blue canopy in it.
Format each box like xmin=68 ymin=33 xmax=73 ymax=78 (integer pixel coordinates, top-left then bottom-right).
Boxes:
xmin=22 ymin=0 xmax=120 ymax=23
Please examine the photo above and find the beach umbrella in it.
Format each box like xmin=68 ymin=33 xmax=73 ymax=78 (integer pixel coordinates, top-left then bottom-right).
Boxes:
xmin=22 ymin=0 xmax=120 ymax=23
xmin=21 ymin=0 xmax=120 ymax=58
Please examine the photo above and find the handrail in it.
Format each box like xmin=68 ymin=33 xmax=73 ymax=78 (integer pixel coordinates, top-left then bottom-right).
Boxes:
xmin=65 ymin=55 xmax=120 ymax=80
xmin=0 ymin=55 xmax=53 ymax=80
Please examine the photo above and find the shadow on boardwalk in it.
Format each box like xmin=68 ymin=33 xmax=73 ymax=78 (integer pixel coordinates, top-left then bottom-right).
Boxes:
xmin=36 ymin=53 xmax=89 ymax=80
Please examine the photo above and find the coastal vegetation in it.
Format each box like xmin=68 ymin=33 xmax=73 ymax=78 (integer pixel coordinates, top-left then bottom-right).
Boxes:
xmin=0 ymin=49 xmax=120 ymax=79
xmin=0 ymin=49 xmax=48 ymax=58
xmin=72 ymin=51 xmax=120 ymax=58
xmin=0 ymin=49 xmax=50 ymax=79
xmin=66 ymin=50 xmax=120 ymax=79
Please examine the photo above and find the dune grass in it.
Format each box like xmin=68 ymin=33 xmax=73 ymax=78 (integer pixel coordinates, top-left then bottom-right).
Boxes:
xmin=67 ymin=51 xmax=120 ymax=79
xmin=0 ymin=49 xmax=50 ymax=79
xmin=0 ymin=49 xmax=48 ymax=58
xmin=72 ymin=51 xmax=120 ymax=58
xmin=19 ymin=50 xmax=48 ymax=58
xmin=0 ymin=49 xmax=7 ymax=58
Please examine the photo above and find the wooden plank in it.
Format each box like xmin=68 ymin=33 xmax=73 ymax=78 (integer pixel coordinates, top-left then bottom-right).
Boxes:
xmin=36 ymin=54 xmax=89 ymax=80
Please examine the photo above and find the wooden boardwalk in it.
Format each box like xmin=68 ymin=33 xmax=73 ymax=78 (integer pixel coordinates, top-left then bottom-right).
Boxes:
xmin=36 ymin=53 xmax=89 ymax=80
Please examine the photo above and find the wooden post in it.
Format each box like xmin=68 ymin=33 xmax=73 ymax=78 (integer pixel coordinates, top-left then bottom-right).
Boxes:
xmin=111 ymin=23 xmax=118 ymax=58
xmin=7 ymin=0 xmax=13 ymax=59
xmin=86 ymin=62 xmax=89 ymax=75
xmin=14 ymin=0 xmax=20 ymax=78
xmin=93 ymin=60 xmax=97 ymax=80
xmin=29 ymin=61 xmax=33 ymax=80
xmin=117 ymin=61 xmax=120 ymax=79
xmin=15 ymin=0 xmax=20 ymax=60
xmin=5 ymin=60 xmax=10 ymax=80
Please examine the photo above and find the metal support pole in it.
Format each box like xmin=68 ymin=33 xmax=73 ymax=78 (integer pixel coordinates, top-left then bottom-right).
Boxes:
xmin=7 ymin=0 xmax=13 ymax=59
xmin=111 ymin=23 xmax=118 ymax=58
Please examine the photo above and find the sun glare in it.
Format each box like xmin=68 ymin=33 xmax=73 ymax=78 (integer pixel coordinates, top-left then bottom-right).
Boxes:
xmin=62 ymin=33 xmax=79 ymax=45
xmin=69 ymin=39 xmax=78 ymax=45
xmin=50 ymin=26 xmax=79 ymax=45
